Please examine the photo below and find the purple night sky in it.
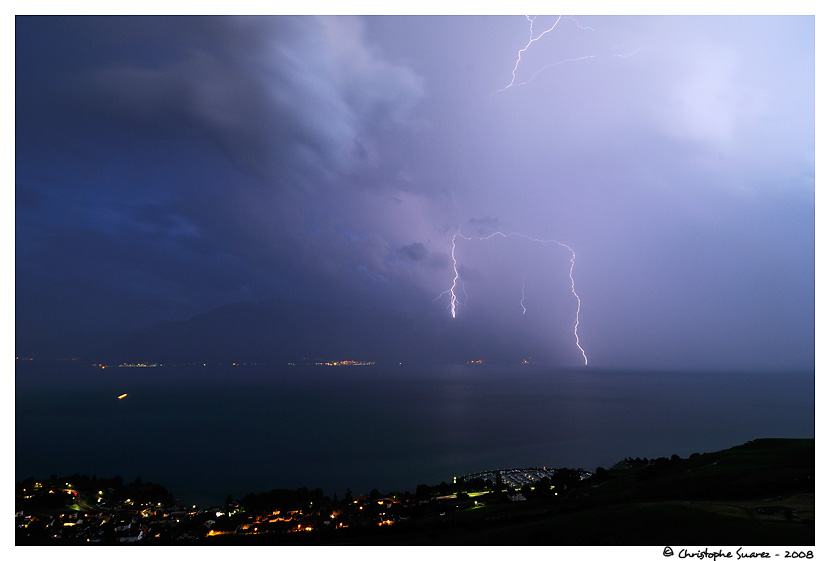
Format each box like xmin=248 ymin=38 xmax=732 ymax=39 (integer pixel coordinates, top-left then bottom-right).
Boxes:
xmin=15 ymin=14 xmax=815 ymax=371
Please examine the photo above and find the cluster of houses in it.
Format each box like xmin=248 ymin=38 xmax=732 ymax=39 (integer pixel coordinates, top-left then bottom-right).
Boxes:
xmin=16 ymin=501 xmax=203 ymax=543
xmin=16 ymin=466 xmax=596 ymax=544
xmin=456 ymin=467 xmax=592 ymax=490
xmin=16 ymin=481 xmax=414 ymax=543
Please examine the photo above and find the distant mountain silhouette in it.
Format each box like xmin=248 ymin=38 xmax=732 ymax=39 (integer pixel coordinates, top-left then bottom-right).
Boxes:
xmin=91 ymin=299 xmax=492 ymax=365
xmin=90 ymin=297 xmax=573 ymax=366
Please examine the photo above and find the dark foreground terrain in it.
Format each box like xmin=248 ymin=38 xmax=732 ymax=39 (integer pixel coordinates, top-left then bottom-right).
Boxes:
xmin=16 ymin=438 xmax=813 ymax=545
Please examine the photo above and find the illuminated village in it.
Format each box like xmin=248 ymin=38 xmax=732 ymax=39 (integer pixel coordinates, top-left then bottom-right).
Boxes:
xmin=15 ymin=467 xmax=591 ymax=544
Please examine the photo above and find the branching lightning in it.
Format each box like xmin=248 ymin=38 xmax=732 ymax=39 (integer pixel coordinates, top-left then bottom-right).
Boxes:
xmin=495 ymin=15 xmax=639 ymax=93
xmin=438 ymin=230 xmax=588 ymax=365
xmin=496 ymin=15 xmax=564 ymax=93
xmin=496 ymin=15 xmax=598 ymax=93
xmin=567 ymin=16 xmax=595 ymax=32
xmin=518 ymin=54 xmax=597 ymax=88
xmin=444 ymin=15 xmax=607 ymax=365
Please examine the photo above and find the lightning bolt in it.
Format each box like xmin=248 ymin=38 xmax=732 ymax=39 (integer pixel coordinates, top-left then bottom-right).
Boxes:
xmin=448 ymin=230 xmax=461 ymax=318
xmin=520 ymin=276 xmax=527 ymax=315
xmin=496 ymin=15 xmax=599 ymax=93
xmin=497 ymin=15 xmax=564 ymax=93
xmin=495 ymin=15 xmax=636 ymax=93
xmin=567 ymin=16 xmax=595 ymax=32
xmin=517 ymin=54 xmax=597 ymax=88
xmin=433 ymin=227 xmax=464 ymax=319
xmin=439 ymin=230 xmax=588 ymax=366
xmin=614 ymin=47 xmax=642 ymax=58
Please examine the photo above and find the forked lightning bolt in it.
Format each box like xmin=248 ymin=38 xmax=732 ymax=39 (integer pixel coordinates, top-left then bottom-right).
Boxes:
xmin=497 ymin=15 xmax=564 ymax=93
xmin=437 ymin=230 xmax=588 ymax=366
xmin=496 ymin=15 xmax=596 ymax=93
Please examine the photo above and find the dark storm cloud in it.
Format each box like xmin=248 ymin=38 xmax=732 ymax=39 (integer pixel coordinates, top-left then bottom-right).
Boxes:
xmin=399 ymin=242 xmax=428 ymax=261
xmin=16 ymin=15 xmax=814 ymax=370
xmin=81 ymin=16 xmax=424 ymax=183
xmin=15 ymin=15 xmax=430 ymax=356
xmin=466 ymin=216 xmax=502 ymax=236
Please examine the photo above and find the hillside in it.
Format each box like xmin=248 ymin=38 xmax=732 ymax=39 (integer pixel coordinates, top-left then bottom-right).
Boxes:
xmin=18 ymin=438 xmax=814 ymax=545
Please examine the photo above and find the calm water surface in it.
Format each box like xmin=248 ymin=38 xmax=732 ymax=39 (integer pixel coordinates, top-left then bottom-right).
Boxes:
xmin=16 ymin=362 xmax=814 ymax=506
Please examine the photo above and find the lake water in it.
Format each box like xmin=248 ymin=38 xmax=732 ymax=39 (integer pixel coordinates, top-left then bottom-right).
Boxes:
xmin=15 ymin=362 xmax=814 ymax=506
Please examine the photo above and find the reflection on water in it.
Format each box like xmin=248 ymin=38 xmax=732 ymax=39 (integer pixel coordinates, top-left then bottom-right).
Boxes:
xmin=16 ymin=362 xmax=814 ymax=506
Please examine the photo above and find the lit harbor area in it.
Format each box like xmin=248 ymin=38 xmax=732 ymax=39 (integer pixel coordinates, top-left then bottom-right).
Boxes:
xmin=314 ymin=360 xmax=376 ymax=366
xmin=456 ymin=467 xmax=592 ymax=491
xmin=85 ymin=360 xmax=378 ymax=369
